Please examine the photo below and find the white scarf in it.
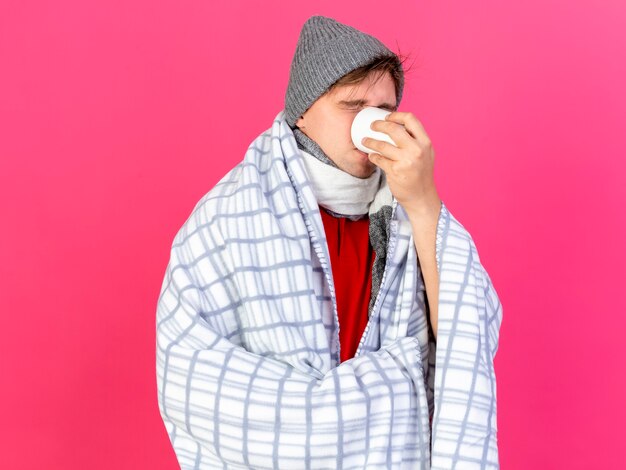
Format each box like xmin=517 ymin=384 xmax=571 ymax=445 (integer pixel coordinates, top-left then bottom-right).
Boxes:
xmin=299 ymin=149 xmax=383 ymax=218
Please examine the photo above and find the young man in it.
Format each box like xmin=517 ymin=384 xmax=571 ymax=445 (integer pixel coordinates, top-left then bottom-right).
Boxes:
xmin=156 ymin=15 xmax=503 ymax=469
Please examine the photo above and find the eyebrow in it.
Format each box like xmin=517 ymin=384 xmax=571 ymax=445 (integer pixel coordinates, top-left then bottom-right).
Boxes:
xmin=337 ymin=99 xmax=397 ymax=111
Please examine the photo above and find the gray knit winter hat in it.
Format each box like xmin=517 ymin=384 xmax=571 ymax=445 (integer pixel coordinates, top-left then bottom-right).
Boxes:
xmin=284 ymin=15 xmax=404 ymax=128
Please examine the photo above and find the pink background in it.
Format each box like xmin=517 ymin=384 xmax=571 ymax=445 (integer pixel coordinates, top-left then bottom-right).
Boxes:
xmin=1 ymin=1 xmax=624 ymax=468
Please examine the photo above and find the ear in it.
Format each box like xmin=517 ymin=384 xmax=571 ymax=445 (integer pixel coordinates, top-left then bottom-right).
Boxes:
xmin=295 ymin=116 xmax=305 ymax=130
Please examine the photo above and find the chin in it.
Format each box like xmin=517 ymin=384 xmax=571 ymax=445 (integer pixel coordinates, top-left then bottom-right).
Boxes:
xmin=351 ymin=166 xmax=377 ymax=179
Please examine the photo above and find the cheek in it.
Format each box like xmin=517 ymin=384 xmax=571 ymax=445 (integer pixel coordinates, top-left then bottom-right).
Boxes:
xmin=322 ymin=117 xmax=350 ymax=142
xmin=311 ymin=111 xmax=356 ymax=150
xmin=336 ymin=120 xmax=355 ymax=150
xmin=345 ymin=115 xmax=357 ymax=147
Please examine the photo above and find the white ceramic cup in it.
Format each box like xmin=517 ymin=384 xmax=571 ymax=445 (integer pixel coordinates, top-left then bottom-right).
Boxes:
xmin=351 ymin=106 xmax=398 ymax=154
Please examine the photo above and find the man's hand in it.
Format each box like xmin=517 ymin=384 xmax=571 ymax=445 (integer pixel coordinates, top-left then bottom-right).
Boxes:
xmin=362 ymin=111 xmax=440 ymax=214
xmin=363 ymin=111 xmax=442 ymax=339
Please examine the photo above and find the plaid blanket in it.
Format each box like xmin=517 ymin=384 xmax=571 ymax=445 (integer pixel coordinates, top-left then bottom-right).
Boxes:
xmin=156 ymin=110 xmax=503 ymax=469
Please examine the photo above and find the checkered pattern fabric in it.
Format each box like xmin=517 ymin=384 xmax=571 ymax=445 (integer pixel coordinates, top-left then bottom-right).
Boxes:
xmin=155 ymin=110 xmax=503 ymax=469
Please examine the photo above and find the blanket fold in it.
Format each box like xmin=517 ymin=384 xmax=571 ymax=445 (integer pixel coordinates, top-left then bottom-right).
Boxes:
xmin=156 ymin=110 xmax=503 ymax=469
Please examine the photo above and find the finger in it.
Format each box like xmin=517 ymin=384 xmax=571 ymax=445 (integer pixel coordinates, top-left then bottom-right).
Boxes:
xmin=361 ymin=137 xmax=402 ymax=161
xmin=370 ymin=119 xmax=414 ymax=148
xmin=367 ymin=152 xmax=392 ymax=173
xmin=385 ymin=112 xmax=432 ymax=147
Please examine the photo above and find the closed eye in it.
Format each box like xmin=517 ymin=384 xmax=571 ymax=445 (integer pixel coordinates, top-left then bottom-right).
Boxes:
xmin=339 ymin=101 xmax=395 ymax=112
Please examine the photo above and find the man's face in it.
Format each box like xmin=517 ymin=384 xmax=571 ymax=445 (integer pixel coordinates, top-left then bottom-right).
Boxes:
xmin=295 ymin=71 xmax=397 ymax=179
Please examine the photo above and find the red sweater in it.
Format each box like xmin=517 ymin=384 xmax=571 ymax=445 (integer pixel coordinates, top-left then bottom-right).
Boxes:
xmin=319 ymin=206 xmax=376 ymax=363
